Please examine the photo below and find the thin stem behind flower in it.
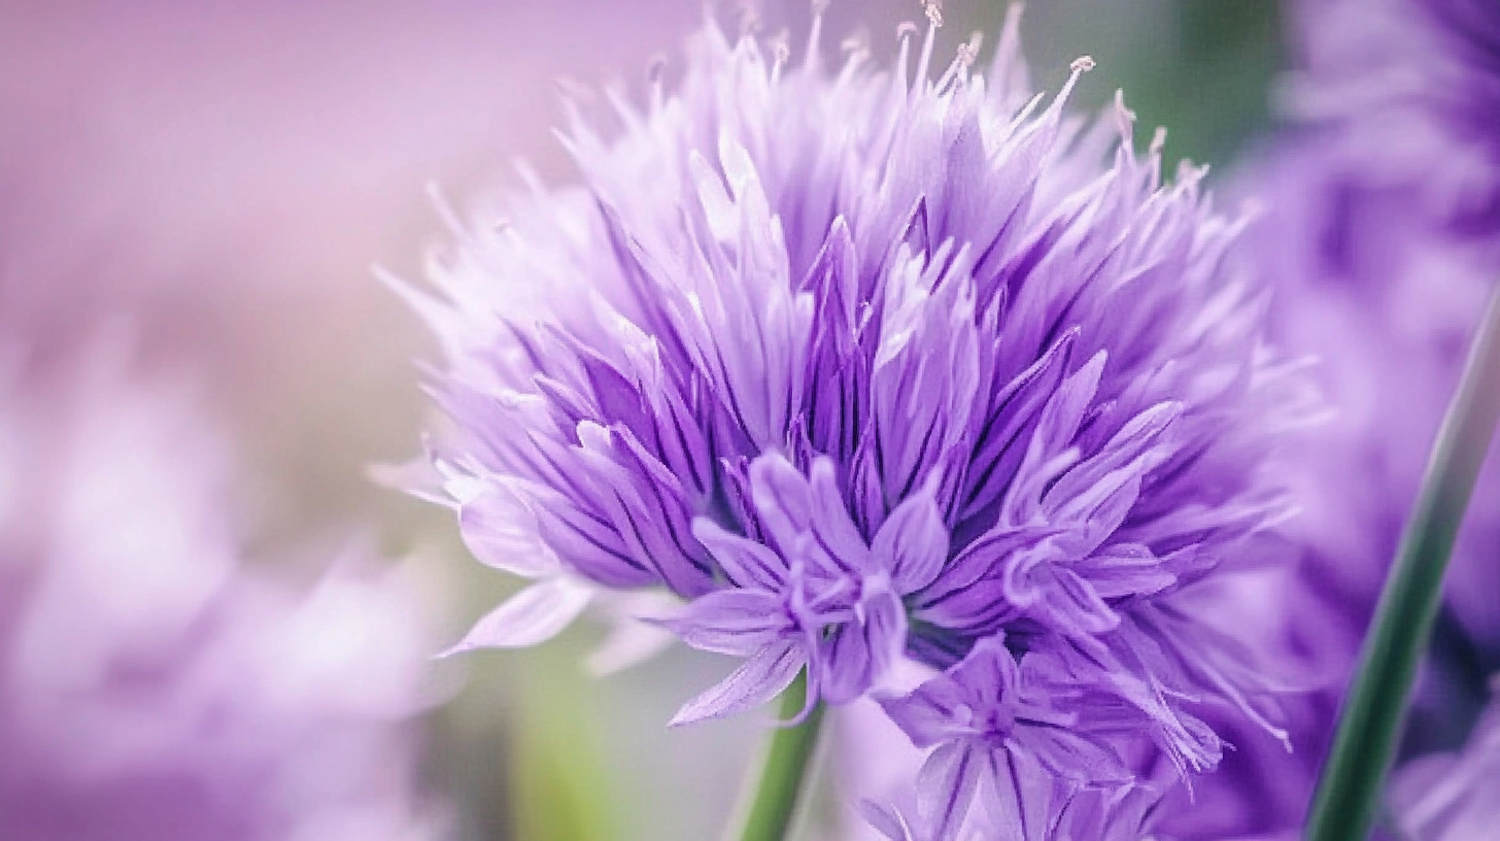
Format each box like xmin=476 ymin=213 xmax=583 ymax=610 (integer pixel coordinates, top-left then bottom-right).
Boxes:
xmin=1307 ymin=287 xmax=1500 ymax=841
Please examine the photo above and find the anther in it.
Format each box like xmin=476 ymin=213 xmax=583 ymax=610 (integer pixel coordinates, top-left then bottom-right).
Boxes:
xmin=1054 ymin=55 xmax=1095 ymax=105
xmin=770 ymin=29 xmax=791 ymax=66
xmin=1150 ymin=126 xmax=1168 ymax=157
xmin=896 ymin=20 xmax=920 ymax=41
xmin=956 ymin=30 xmax=983 ymax=68
xmin=923 ymin=0 xmax=944 ymax=28
xmin=1112 ymin=89 xmax=1138 ymax=135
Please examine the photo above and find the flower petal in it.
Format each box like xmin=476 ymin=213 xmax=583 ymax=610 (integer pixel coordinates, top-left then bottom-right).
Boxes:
xmin=662 ymin=589 xmax=790 ymax=656
xmin=458 ymin=482 xmax=557 ymax=577
xmin=981 ymin=746 xmax=1054 ymax=841
xmin=693 ymin=516 xmax=787 ymax=590
xmin=748 ymin=454 xmax=815 ymax=554
xmin=820 ymin=590 xmax=909 ymax=703
xmin=669 ymin=641 xmax=806 ymax=726
xmin=1030 ymin=565 xmax=1120 ymax=636
xmin=917 ymin=742 xmax=985 ymax=841
xmin=859 ymin=800 xmax=918 ymax=841
xmin=875 ymin=487 xmax=950 ymax=593
xmin=439 ymin=578 xmax=592 ymax=655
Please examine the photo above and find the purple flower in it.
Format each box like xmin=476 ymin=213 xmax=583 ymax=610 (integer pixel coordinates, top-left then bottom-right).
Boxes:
xmin=876 ymin=637 xmax=1128 ymax=841
xmin=664 ymin=453 xmax=943 ymax=718
xmin=860 ymin=755 xmax=1162 ymax=841
xmin=837 ymin=657 xmax=1174 ymax=841
xmin=0 ymin=343 xmax=445 ymax=841
xmin=411 ymin=6 xmax=1310 ymax=835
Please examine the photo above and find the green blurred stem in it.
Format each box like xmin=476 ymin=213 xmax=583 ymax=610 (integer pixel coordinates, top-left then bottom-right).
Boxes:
xmin=728 ymin=671 xmax=825 ymax=841
xmin=1306 ymin=287 xmax=1500 ymax=841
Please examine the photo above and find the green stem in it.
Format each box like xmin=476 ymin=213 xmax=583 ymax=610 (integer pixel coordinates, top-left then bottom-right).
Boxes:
xmin=727 ymin=671 xmax=826 ymax=841
xmin=1306 ymin=287 xmax=1500 ymax=841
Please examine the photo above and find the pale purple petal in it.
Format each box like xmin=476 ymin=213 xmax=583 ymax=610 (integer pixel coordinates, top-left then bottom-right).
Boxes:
xmin=669 ymin=641 xmax=806 ymax=726
xmin=664 ymin=589 xmax=791 ymax=657
xmin=916 ymin=742 xmax=985 ymax=841
xmin=692 ymin=517 xmax=786 ymax=591
xmin=457 ymin=482 xmax=558 ymax=577
xmin=440 ymin=578 xmax=593 ymax=655
xmin=820 ymin=589 xmax=908 ymax=704
xmin=979 ymin=747 xmax=1053 ymax=841
xmin=748 ymin=453 xmax=816 ymax=555
xmin=874 ymin=488 xmax=950 ymax=593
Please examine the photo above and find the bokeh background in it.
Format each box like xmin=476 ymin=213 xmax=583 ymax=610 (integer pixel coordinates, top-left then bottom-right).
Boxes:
xmin=0 ymin=2 xmax=1287 ymax=839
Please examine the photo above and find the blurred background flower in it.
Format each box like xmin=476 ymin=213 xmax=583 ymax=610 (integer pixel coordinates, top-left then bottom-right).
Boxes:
xmin=1172 ymin=0 xmax=1500 ymax=839
xmin=0 ymin=336 xmax=445 ymax=840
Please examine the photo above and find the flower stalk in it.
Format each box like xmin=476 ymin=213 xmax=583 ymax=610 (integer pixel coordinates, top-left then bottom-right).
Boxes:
xmin=1306 ymin=286 xmax=1500 ymax=841
xmin=729 ymin=671 xmax=825 ymax=841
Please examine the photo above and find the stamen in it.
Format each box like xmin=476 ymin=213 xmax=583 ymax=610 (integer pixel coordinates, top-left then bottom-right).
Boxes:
xmin=1057 ymin=55 xmax=1095 ymax=103
xmin=769 ymin=27 xmax=791 ymax=83
xmin=957 ymin=30 xmax=983 ymax=68
xmin=838 ymin=28 xmax=869 ymax=77
xmin=935 ymin=30 xmax=983 ymax=91
xmin=923 ymin=0 xmax=944 ymax=28
xmin=1113 ymin=89 xmax=1138 ymax=145
xmin=1149 ymin=126 xmax=1168 ymax=158
xmin=841 ymin=29 xmax=869 ymax=57
xmin=918 ymin=1 xmax=944 ymax=87
xmin=895 ymin=21 xmax=919 ymax=98
xmin=806 ymin=0 xmax=828 ymax=70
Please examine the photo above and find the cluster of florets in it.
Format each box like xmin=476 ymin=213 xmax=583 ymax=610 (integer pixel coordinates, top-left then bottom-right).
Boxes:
xmin=414 ymin=7 xmax=1310 ymax=838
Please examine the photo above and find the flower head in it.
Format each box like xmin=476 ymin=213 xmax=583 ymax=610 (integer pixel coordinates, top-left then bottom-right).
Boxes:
xmin=413 ymin=5 xmax=1309 ymax=836
xmin=876 ymin=637 xmax=1129 ymax=841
